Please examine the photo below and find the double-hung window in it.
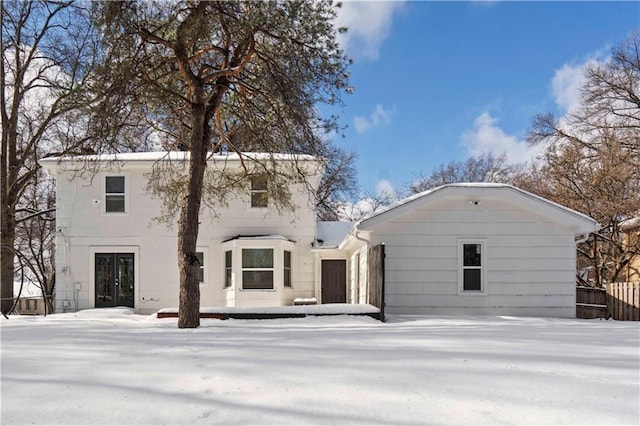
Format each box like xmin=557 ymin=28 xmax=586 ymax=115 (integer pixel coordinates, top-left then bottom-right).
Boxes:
xmin=242 ymin=248 xmax=274 ymax=289
xmin=250 ymin=175 xmax=268 ymax=208
xmin=459 ymin=240 xmax=485 ymax=293
xmin=283 ymin=250 xmax=292 ymax=288
xmin=224 ymin=251 xmax=232 ymax=288
xmin=195 ymin=251 xmax=205 ymax=284
xmin=105 ymin=176 xmax=126 ymax=213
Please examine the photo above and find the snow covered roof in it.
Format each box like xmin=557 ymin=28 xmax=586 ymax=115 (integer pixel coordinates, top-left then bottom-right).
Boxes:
xmin=356 ymin=183 xmax=599 ymax=235
xmin=40 ymin=151 xmax=320 ymax=166
xmin=222 ymin=234 xmax=294 ymax=243
xmin=316 ymin=221 xmax=355 ymax=248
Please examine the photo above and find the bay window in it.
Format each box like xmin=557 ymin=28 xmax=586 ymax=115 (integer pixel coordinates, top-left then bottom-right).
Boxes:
xmin=242 ymin=248 xmax=274 ymax=289
xmin=222 ymin=236 xmax=294 ymax=292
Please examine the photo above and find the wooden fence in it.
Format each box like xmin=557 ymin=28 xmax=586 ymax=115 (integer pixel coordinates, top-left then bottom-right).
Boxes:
xmin=576 ymin=282 xmax=640 ymax=320
xmin=576 ymin=286 xmax=607 ymax=319
xmin=606 ymin=282 xmax=640 ymax=321
xmin=367 ymin=243 xmax=385 ymax=322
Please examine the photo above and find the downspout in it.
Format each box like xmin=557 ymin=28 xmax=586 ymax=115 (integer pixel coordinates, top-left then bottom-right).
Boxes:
xmin=354 ymin=228 xmax=370 ymax=250
xmin=353 ymin=227 xmax=370 ymax=304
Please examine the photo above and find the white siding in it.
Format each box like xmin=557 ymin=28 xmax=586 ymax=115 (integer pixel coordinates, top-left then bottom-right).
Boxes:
xmin=347 ymin=248 xmax=368 ymax=304
xmin=52 ymin=162 xmax=320 ymax=314
xmin=370 ymin=198 xmax=578 ymax=317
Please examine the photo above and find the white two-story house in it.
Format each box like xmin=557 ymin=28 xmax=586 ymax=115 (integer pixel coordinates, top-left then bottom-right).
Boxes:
xmin=41 ymin=152 xmax=338 ymax=314
xmin=41 ymin=151 xmax=600 ymax=318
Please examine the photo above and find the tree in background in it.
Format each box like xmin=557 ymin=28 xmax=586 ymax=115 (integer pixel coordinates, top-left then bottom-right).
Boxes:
xmin=524 ymin=31 xmax=640 ymax=286
xmin=1 ymin=0 xmax=151 ymax=315
xmin=1 ymin=1 xmax=93 ymax=314
xmin=98 ymin=1 xmax=351 ymax=328
xmin=408 ymin=153 xmax=516 ymax=194
xmin=316 ymin=145 xmax=358 ymax=221
xmin=12 ymin=170 xmax=56 ymax=313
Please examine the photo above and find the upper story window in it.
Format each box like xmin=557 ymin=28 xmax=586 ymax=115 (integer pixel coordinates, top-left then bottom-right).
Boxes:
xmin=105 ymin=176 xmax=126 ymax=213
xmin=459 ymin=240 xmax=485 ymax=293
xmin=250 ymin=175 xmax=268 ymax=208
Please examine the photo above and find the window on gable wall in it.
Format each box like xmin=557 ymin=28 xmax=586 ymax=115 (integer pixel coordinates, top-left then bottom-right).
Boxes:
xmin=250 ymin=175 xmax=268 ymax=208
xmin=460 ymin=241 xmax=484 ymax=292
xmin=105 ymin=176 xmax=125 ymax=213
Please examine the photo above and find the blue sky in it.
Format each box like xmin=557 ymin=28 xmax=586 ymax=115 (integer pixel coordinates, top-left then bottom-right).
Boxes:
xmin=329 ymin=1 xmax=640 ymax=196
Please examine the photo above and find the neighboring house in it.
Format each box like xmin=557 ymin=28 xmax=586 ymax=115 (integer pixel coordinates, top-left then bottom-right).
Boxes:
xmin=41 ymin=153 xmax=600 ymax=318
xmin=620 ymin=216 xmax=640 ymax=282
xmin=13 ymin=279 xmax=45 ymax=315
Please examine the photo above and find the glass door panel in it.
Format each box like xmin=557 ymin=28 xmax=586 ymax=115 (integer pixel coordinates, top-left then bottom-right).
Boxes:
xmin=117 ymin=254 xmax=135 ymax=307
xmin=95 ymin=253 xmax=135 ymax=308
xmin=95 ymin=254 xmax=115 ymax=307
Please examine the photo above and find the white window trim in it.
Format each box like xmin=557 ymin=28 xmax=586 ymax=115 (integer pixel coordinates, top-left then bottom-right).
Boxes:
xmin=222 ymin=238 xmax=295 ymax=292
xmin=284 ymin=250 xmax=292 ymax=288
xmin=241 ymin=248 xmax=275 ymax=290
xmin=103 ymin=174 xmax=128 ymax=215
xmin=457 ymin=239 xmax=487 ymax=296
xmin=249 ymin=175 xmax=268 ymax=209
xmin=88 ymin=246 xmax=140 ymax=309
xmin=224 ymin=250 xmax=233 ymax=290
xmin=196 ymin=247 xmax=208 ymax=286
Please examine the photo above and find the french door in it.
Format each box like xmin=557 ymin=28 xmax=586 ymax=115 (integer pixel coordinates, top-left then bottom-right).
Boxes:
xmin=95 ymin=253 xmax=135 ymax=308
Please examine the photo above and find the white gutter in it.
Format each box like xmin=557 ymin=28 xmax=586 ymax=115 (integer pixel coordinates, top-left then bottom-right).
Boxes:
xmin=353 ymin=229 xmax=370 ymax=252
xmin=575 ymin=233 xmax=590 ymax=244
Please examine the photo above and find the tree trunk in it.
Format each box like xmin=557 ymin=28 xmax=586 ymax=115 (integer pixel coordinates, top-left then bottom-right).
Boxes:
xmin=177 ymin=104 xmax=208 ymax=328
xmin=1 ymin=203 xmax=16 ymax=314
xmin=1 ymin=89 xmax=17 ymax=314
xmin=592 ymin=236 xmax=601 ymax=287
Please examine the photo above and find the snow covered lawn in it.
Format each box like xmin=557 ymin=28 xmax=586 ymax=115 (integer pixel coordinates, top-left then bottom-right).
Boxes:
xmin=2 ymin=310 xmax=638 ymax=425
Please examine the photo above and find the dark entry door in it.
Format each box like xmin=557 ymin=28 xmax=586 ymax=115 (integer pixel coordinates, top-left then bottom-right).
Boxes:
xmin=95 ymin=253 xmax=134 ymax=308
xmin=321 ymin=260 xmax=346 ymax=304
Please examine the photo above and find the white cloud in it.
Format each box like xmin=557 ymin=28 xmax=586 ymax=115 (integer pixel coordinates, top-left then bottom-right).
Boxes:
xmin=354 ymin=104 xmax=394 ymax=134
xmin=334 ymin=1 xmax=405 ymax=61
xmin=353 ymin=116 xmax=372 ymax=134
xmin=461 ymin=51 xmax=612 ymax=166
xmin=461 ymin=112 xmax=543 ymax=164
xmin=375 ymin=179 xmax=397 ymax=199
xmin=335 ymin=198 xmax=376 ymax=221
xmin=551 ymin=50 xmax=609 ymax=114
xmin=551 ymin=63 xmax=587 ymax=113
xmin=333 ymin=179 xmax=399 ymax=221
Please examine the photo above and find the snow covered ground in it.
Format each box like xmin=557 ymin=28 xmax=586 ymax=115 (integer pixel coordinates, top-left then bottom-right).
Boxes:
xmin=1 ymin=309 xmax=638 ymax=425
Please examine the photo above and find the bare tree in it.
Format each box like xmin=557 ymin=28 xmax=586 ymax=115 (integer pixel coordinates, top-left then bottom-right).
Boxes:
xmin=13 ymin=171 xmax=56 ymax=313
xmin=98 ymin=1 xmax=351 ymax=328
xmin=316 ymin=145 xmax=358 ymax=221
xmin=526 ymin=31 xmax=640 ymax=286
xmin=1 ymin=1 xmax=95 ymax=314
xmin=409 ymin=153 xmax=516 ymax=194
